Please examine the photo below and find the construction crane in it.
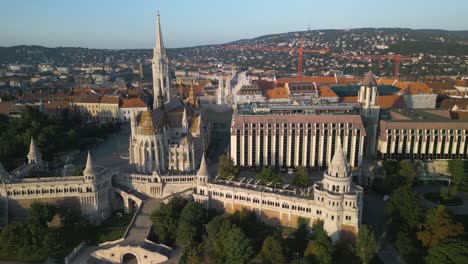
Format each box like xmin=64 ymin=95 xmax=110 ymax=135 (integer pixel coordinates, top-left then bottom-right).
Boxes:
xmin=222 ymin=39 xmax=329 ymax=77
xmin=333 ymin=54 xmax=421 ymax=78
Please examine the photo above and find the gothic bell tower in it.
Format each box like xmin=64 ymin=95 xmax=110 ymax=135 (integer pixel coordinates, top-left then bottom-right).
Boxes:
xmin=152 ymin=11 xmax=171 ymax=109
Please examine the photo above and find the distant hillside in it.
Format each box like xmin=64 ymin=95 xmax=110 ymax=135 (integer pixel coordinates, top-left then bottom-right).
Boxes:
xmin=1 ymin=28 xmax=468 ymax=76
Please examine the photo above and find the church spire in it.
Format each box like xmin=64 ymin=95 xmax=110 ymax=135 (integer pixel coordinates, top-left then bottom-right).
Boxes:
xmin=152 ymin=11 xmax=170 ymax=110
xmin=154 ymin=11 xmax=165 ymax=55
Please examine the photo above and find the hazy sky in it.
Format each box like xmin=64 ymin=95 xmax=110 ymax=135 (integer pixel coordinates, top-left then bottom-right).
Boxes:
xmin=1 ymin=0 xmax=467 ymax=49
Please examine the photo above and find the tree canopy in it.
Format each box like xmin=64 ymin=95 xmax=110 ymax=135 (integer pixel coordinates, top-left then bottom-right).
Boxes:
xmin=151 ymin=196 xmax=188 ymax=245
xmin=176 ymin=201 xmax=207 ymax=250
xmin=260 ymin=236 xmax=285 ymax=264
xmin=218 ymin=154 xmax=239 ymax=180
xmin=293 ymin=166 xmax=310 ymax=188
xmin=416 ymin=206 xmax=465 ymax=248
xmin=356 ymin=225 xmax=377 ymax=264
xmin=28 ymin=201 xmax=55 ymax=227
xmin=256 ymin=167 xmax=282 ymax=187
xmin=206 ymin=216 xmax=253 ymax=264
xmin=385 ymin=186 xmax=424 ymax=230
xmin=425 ymin=239 xmax=468 ymax=264
xmin=0 ymin=106 xmax=115 ymax=170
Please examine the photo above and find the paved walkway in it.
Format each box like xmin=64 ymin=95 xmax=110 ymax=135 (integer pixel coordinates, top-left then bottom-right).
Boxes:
xmin=413 ymin=184 xmax=468 ymax=215
xmin=69 ymin=196 xmax=164 ymax=264
xmin=123 ymin=198 xmax=160 ymax=245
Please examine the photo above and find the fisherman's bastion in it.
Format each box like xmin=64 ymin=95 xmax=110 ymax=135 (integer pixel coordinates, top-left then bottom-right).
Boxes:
xmin=0 ymin=13 xmax=363 ymax=264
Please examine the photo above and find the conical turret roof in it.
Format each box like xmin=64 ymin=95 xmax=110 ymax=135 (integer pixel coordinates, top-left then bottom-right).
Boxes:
xmin=83 ymin=151 xmax=96 ymax=175
xmin=27 ymin=137 xmax=41 ymax=161
xmin=329 ymin=139 xmax=349 ymax=177
xmin=361 ymin=71 xmax=377 ymax=87
xmin=197 ymin=153 xmax=210 ymax=177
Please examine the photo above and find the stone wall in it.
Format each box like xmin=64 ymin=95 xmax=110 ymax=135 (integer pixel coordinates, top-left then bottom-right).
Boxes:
xmin=8 ymin=196 xmax=81 ymax=222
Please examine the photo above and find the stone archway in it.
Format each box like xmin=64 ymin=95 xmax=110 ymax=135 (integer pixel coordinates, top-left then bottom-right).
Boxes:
xmin=112 ymin=191 xmax=125 ymax=212
xmin=128 ymin=197 xmax=138 ymax=213
xmin=122 ymin=253 xmax=138 ymax=264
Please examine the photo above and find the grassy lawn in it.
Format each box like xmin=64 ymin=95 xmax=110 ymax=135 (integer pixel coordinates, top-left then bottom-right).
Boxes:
xmin=424 ymin=192 xmax=464 ymax=206
xmin=94 ymin=211 xmax=133 ymax=244
xmin=97 ymin=229 xmax=126 ymax=243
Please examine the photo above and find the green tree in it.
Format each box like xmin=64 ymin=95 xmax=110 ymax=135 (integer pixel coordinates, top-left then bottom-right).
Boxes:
xmin=260 ymin=236 xmax=285 ymax=264
xmin=222 ymin=224 xmax=253 ymax=264
xmin=385 ymin=186 xmax=424 ymax=230
xmin=287 ymin=219 xmax=310 ymax=258
xmin=305 ymin=220 xmax=333 ymax=264
xmin=416 ymin=206 xmax=465 ymax=248
xmin=293 ymin=166 xmax=310 ymax=188
xmin=151 ymin=196 xmax=187 ymax=245
xmin=206 ymin=217 xmax=253 ymax=264
xmin=394 ymin=231 xmax=418 ymax=259
xmin=397 ymin=160 xmax=416 ymax=186
xmin=256 ymin=167 xmax=282 ymax=187
xmin=218 ymin=154 xmax=239 ymax=180
xmin=356 ymin=225 xmax=377 ymax=264
xmin=425 ymin=239 xmax=468 ymax=264
xmin=448 ymin=160 xmax=468 ymax=191
xmin=176 ymin=201 xmax=207 ymax=249
xmin=206 ymin=215 xmax=230 ymax=256
xmin=28 ymin=201 xmax=55 ymax=227
xmin=304 ymin=240 xmax=333 ymax=264
xmin=311 ymin=220 xmax=328 ymax=242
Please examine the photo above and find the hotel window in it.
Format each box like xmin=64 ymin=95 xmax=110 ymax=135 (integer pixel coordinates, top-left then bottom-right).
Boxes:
xmin=259 ymin=130 xmax=264 ymax=166
xmin=252 ymin=130 xmax=257 ymax=165
xmin=291 ymin=129 xmax=296 ymax=165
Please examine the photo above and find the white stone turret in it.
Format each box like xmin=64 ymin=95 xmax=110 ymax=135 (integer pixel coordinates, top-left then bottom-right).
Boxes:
xmin=322 ymin=140 xmax=352 ymax=194
xmin=27 ymin=137 xmax=42 ymax=164
xmin=357 ymin=71 xmax=380 ymax=158
xmin=358 ymin=71 xmax=378 ymax=118
xmin=83 ymin=151 xmax=97 ymax=182
xmin=196 ymin=153 xmax=210 ymax=184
